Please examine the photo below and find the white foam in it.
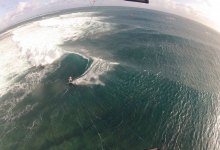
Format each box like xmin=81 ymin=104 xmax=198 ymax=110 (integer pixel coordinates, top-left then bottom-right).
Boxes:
xmin=0 ymin=62 xmax=59 ymax=125
xmin=0 ymin=11 xmax=115 ymax=98
xmin=12 ymin=12 xmax=113 ymax=67
xmin=72 ymin=58 xmax=117 ymax=86
xmin=12 ymin=22 xmax=64 ymax=66
xmin=0 ymin=36 xmax=31 ymax=97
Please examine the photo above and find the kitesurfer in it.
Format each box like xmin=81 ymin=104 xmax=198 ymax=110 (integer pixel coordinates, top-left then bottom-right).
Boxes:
xmin=69 ymin=76 xmax=73 ymax=82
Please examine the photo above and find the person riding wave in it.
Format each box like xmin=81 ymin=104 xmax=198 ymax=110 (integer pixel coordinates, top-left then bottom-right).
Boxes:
xmin=69 ymin=76 xmax=73 ymax=82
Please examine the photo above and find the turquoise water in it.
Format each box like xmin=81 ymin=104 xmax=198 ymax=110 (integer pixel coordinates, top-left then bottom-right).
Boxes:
xmin=0 ymin=7 xmax=220 ymax=150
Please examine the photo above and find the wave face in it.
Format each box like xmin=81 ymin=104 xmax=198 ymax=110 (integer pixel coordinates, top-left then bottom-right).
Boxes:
xmin=0 ymin=7 xmax=220 ymax=150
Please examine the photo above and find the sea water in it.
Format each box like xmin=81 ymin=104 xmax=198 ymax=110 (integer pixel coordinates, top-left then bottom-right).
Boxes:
xmin=0 ymin=7 xmax=220 ymax=150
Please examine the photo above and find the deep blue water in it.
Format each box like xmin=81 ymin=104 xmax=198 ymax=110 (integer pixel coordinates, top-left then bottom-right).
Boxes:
xmin=0 ymin=7 xmax=220 ymax=150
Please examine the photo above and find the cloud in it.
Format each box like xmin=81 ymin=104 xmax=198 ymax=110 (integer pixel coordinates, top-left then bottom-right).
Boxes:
xmin=45 ymin=0 xmax=86 ymax=6
xmin=144 ymin=0 xmax=220 ymax=32
xmin=1 ymin=0 xmax=40 ymax=25
xmin=103 ymin=0 xmax=220 ymax=32
xmin=0 ymin=0 xmax=220 ymax=32
xmin=0 ymin=0 xmax=87 ymax=31
xmin=190 ymin=0 xmax=220 ymax=31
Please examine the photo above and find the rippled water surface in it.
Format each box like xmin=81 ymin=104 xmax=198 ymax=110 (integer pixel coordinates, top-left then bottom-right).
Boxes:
xmin=0 ymin=7 xmax=220 ymax=150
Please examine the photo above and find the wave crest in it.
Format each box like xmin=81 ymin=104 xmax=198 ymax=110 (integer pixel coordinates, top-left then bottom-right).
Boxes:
xmin=72 ymin=58 xmax=118 ymax=86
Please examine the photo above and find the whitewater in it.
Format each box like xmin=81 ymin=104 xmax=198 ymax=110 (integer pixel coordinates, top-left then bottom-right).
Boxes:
xmin=0 ymin=11 xmax=117 ymax=97
xmin=0 ymin=7 xmax=220 ymax=150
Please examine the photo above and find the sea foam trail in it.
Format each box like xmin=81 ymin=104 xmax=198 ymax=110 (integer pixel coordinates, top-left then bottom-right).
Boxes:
xmin=72 ymin=58 xmax=118 ymax=86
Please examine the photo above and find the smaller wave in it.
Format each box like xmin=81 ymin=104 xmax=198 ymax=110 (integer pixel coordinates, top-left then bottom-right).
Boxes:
xmin=72 ymin=58 xmax=118 ymax=86
xmin=4 ymin=62 xmax=60 ymax=100
xmin=0 ymin=62 xmax=60 ymax=124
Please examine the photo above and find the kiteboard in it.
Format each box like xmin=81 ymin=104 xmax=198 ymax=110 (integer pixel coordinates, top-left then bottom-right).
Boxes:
xmin=68 ymin=76 xmax=73 ymax=85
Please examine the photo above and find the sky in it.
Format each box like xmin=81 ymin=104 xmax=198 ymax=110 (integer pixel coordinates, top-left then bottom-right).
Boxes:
xmin=0 ymin=0 xmax=220 ymax=32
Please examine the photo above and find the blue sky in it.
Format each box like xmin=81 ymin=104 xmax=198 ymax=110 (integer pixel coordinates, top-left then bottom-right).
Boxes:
xmin=0 ymin=0 xmax=220 ymax=32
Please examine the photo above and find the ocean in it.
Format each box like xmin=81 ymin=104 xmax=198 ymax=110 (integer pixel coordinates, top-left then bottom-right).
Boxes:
xmin=0 ymin=7 xmax=220 ymax=150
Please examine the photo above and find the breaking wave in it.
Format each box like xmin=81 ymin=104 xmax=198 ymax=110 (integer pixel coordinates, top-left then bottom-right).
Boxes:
xmin=72 ymin=58 xmax=118 ymax=86
xmin=0 ymin=11 xmax=116 ymax=98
